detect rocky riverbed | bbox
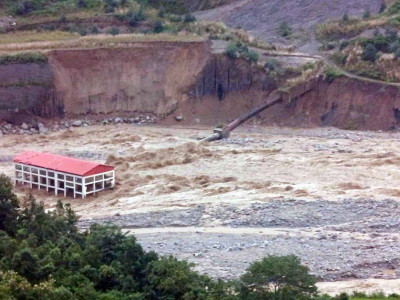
[78,198,400,281]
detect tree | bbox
[279,22,291,37]
[144,256,212,299]
[240,255,318,300]
[0,174,19,236]
[362,43,378,62]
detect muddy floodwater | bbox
[2,124,400,294]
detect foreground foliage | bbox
[0,173,395,300]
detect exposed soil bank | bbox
[2,41,400,131]
[258,77,400,131]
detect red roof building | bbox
[14,151,115,198]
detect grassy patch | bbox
[0,31,79,44]
[0,52,48,64]
[0,33,207,52]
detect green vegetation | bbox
[362,9,371,19]
[324,66,343,83]
[380,2,387,14]
[362,43,378,62]
[0,173,326,300]
[0,52,48,65]
[279,21,292,37]
[224,42,259,64]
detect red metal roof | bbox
[14,151,114,177]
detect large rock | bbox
[72,120,83,127]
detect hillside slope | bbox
[196,0,383,48]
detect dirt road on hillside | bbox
[2,124,400,294]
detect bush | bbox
[0,52,48,65]
[342,12,349,22]
[340,40,349,50]
[264,58,281,71]
[108,27,120,36]
[91,25,100,34]
[225,42,239,58]
[77,0,88,9]
[390,40,400,53]
[279,22,291,37]
[363,9,371,19]
[184,13,196,23]
[324,66,343,83]
[380,2,387,13]
[395,48,400,59]
[362,43,378,62]
[158,6,165,18]
[153,20,164,33]
[246,50,259,64]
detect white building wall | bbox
[14,163,115,198]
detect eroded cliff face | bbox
[48,41,212,116]
[0,63,61,124]
[2,40,400,131]
[257,77,400,131]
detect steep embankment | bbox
[2,39,400,131]
[49,41,211,116]
[258,77,400,131]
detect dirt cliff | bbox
[49,41,211,116]
[2,40,400,131]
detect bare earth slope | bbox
[196,0,382,47]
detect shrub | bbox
[158,6,165,18]
[225,42,239,58]
[363,9,371,19]
[380,2,387,13]
[15,1,35,15]
[342,12,349,22]
[264,58,281,71]
[395,48,400,59]
[339,40,349,50]
[362,43,378,62]
[108,27,120,36]
[136,7,146,21]
[0,52,48,65]
[390,40,400,53]
[279,21,291,37]
[324,66,343,83]
[77,0,88,9]
[388,1,400,15]
[153,20,164,33]
[91,25,100,34]
[246,50,259,64]
[184,13,196,23]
